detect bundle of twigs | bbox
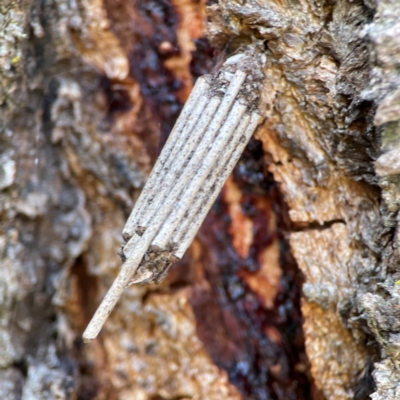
[83,47,264,342]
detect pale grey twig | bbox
[133,96,221,240]
[123,69,246,259]
[123,98,247,264]
[123,70,246,244]
[171,114,251,246]
[175,112,261,258]
[122,76,211,240]
[152,101,248,249]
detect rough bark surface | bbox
[206,1,384,399]
[360,1,400,399]
[1,0,399,399]
[0,1,309,399]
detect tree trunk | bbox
[1,0,399,399]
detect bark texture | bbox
[360,1,400,399]
[1,0,399,399]
[207,1,382,399]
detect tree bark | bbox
[1,0,399,399]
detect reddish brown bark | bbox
[3,0,400,399]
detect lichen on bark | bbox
[359,0,400,398]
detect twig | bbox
[152,101,248,249]
[171,114,252,246]
[122,76,211,241]
[174,112,261,258]
[123,70,246,248]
